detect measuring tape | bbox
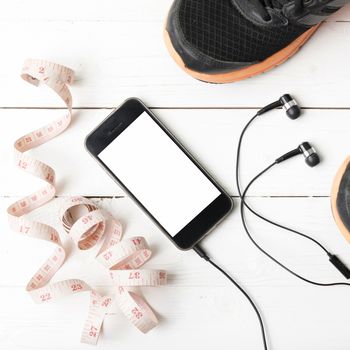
[6,59,167,345]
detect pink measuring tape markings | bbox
[7,59,167,345]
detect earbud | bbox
[256,95,319,165]
[257,94,301,119]
[275,142,320,167]
[280,94,301,120]
[299,142,320,167]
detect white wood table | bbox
[1,1,350,349]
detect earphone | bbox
[236,94,350,281]
[275,141,320,167]
[256,93,301,119]
[194,95,350,350]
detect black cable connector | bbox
[193,245,210,261]
[328,254,350,279]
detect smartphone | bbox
[85,98,233,250]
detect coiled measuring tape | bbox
[6,59,167,345]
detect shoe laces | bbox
[262,0,303,11]
[258,0,304,20]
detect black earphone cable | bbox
[237,112,350,287]
[236,113,259,199]
[193,245,268,350]
[236,115,329,255]
[192,104,350,350]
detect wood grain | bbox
[1,108,350,197]
[1,196,350,349]
[2,1,350,349]
[0,3,349,108]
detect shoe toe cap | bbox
[165,0,256,75]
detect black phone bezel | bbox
[85,98,233,250]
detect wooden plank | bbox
[1,108,350,197]
[0,0,172,21]
[2,196,349,286]
[1,0,349,22]
[0,11,349,108]
[1,285,350,350]
[1,196,350,349]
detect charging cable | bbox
[193,245,268,350]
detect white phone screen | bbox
[98,112,221,236]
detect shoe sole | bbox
[164,24,320,84]
[331,156,350,244]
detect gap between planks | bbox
[1,106,350,110]
[0,195,331,199]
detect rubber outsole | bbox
[164,24,320,84]
[331,156,350,244]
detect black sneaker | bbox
[332,157,350,244]
[164,0,349,83]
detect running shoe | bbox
[164,0,349,83]
[332,157,350,244]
